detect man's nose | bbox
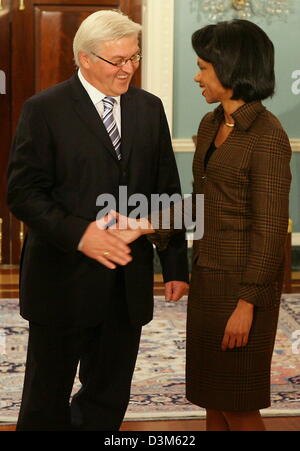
[122,59,135,72]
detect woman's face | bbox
[194,57,233,104]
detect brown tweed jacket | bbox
[152,101,292,307]
[192,101,292,306]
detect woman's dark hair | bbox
[192,19,275,102]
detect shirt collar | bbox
[212,101,265,131]
[77,69,120,106]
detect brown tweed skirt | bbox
[186,265,281,412]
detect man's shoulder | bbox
[127,85,163,106]
[25,76,74,107]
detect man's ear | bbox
[79,51,91,69]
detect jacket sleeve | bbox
[7,99,90,252]
[238,128,292,307]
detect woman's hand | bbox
[108,228,143,244]
[105,211,155,244]
[165,281,189,302]
[221,299,254,351]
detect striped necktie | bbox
[102,96,121,160]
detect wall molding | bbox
[290,139,300,152]
[172,139,195,153]
[293,233,300,246]
[172,138,300,153]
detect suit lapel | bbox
[120,88,136,169]
[199,120,219,167]
[68,74,120,165]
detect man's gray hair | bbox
[73,9,142,67]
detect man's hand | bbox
[221,299,254,351]
[164,281,189,302]
[79,221,132,270]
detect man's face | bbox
[79,35,140,96]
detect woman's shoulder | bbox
[253,109,291,156]
[254,107,287,136]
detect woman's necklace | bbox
[224,121,235,128]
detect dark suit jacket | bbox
[7,73,189,327]
[192,101,291,307]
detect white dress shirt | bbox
[77,69,121,136]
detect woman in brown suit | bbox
[111,19,291,431]
[183,19,291,430]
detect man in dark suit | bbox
[7,10,189,431]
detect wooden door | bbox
[0,0,12,266]
[0,0,142,265]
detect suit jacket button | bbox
[201,175,207,183]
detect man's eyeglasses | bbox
[91,52,142,67]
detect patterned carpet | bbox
[0,295,300,422]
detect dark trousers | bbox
[16,281,142,431]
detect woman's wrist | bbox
[237,298,254,311]
[138,217,155,234]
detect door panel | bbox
[0,0,12,265]
[35,4,124,92]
